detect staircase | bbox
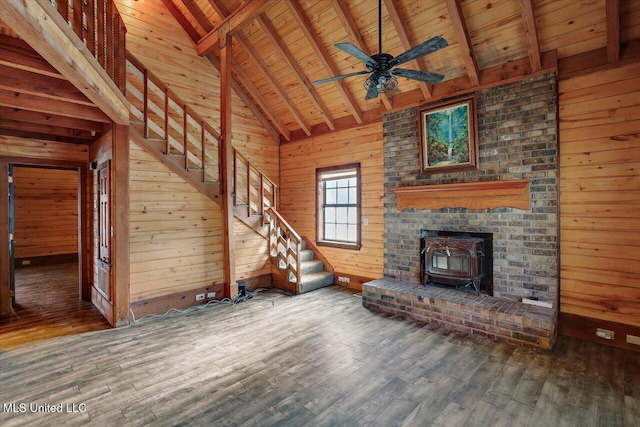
[267,208,334,294]
[125,51,334,294]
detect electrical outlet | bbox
[206,292,216,299]
[627,334,640,346]
[22,260,31,266]
[596,328,614,340]
[195,293,205,301]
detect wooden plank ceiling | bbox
[0,34,110,145]
[1,0,640,144]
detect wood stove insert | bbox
[420,231,492,295]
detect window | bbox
[316,164,361,250]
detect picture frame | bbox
[419,95,478,174]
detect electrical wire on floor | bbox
[129,287,281,323]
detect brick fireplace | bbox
[364,73,559,350]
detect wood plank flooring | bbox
[0,263,110,349]
[0,285,638,426]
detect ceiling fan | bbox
[313,0,448,100]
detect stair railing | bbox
[125,51,279,227]
[266,207,301,285]
[125,51,222,184]
[234,150,277,219]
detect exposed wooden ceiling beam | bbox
[333,0,368,53]
[163,0,202,41]
[256,15,336,130]
[606,0,620,63]
[228,56,291,140]
[0,35,61,79]
[445,0,480,86]
[0,64,94,106]
[0,88,111,123]
[388,49,558,115]
[163,0,281,141]
[0,128,91,144]
[0,119,95,140]
[284,0,363,124]
[205,0,294,139]
[519,0,542,72]
[206,0,227,19]
[197,0,274,56]
[0,107,107,133]
[383,0,433,100]
[235,32,312,135]
[0,0,129,125]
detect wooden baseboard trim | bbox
[559,312,640,352]
[15,253,78,268]
[333,272,377,292]
[238,273,272,292]
[129,273,272,320]
[130,283,225,319]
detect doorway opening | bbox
[0,164,109,349]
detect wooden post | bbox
[112,123,130,326]
[220,29,237,298]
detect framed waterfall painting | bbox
[419,95,478,174]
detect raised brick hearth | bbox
[363,278,557,350]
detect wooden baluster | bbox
[164,88,169,154]
[57,0,69,23]
[119,18,127,93]
[259,174,264,216]
[73,0,83,40]
[97,0,105,68]
[272,181,277,210]
[85,0,96,57]
[183,104,188,170]
[106,1,114,80]
[114,15,123,91]
[201,121,206,182]
[246,160,251,217]
[232,150,237,207]
[143,69,148,138]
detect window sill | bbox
[316,240,361,251]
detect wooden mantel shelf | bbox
[392,179,530,211]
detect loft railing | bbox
[234,150,277,219]
[266,207,301,285]
[49,0,126,92]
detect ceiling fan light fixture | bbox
[364,74,398,94]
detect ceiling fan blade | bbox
[389,36,448,67]
[392,68,445,84]
[335,42,377,67]
[365,82,379,100]
[313,70,372,86]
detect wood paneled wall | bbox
[279,123,384,282]
[559,61,640,328]
[13,167,78,260]
[115,0,279,182]
[129,141,224,302]
[234,220,270,286]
